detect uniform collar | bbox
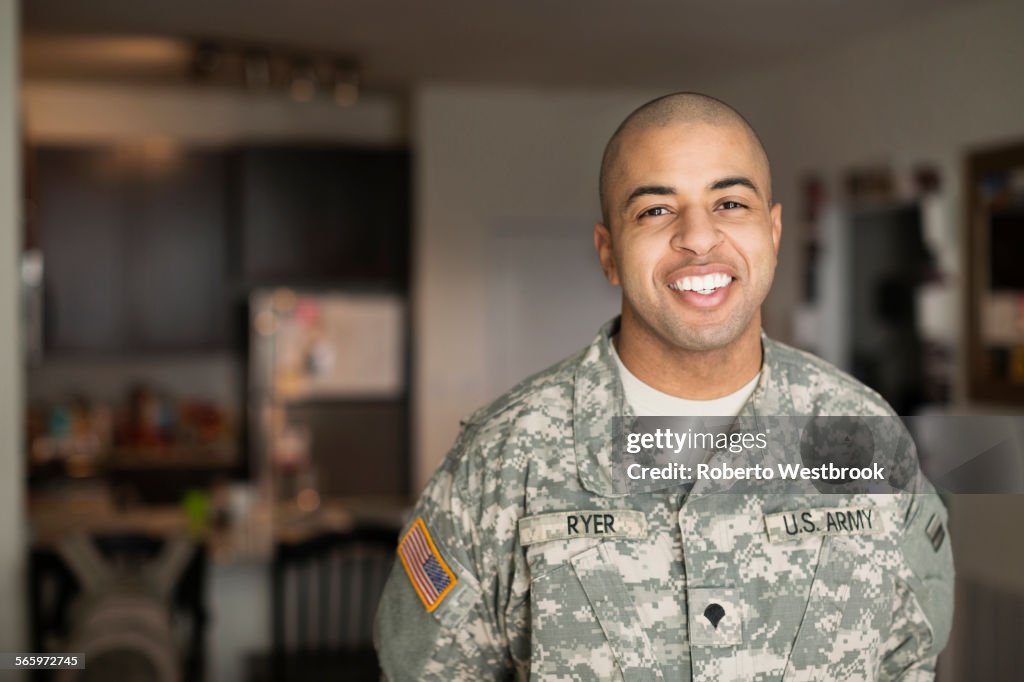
[573,317,792,497]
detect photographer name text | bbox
[625,462,886,482]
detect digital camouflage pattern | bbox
[374,318,954,681]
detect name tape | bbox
[764,506,884,544]
[519,509,647,546]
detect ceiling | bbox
[23,0,974,91]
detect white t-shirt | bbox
[610,340,760,417]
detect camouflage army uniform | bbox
[375,318,954,681]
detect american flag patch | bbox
[397,517,457,611]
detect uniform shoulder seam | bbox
[765,337,896,415]
[460,347,586,428]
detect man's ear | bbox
[594,222,620,285]
[770,203,783,256]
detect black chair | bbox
[29,534,208,682]
[248,524,399,682]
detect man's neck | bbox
[614,317,763,400]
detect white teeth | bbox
[669,273,733,293]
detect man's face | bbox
[595,121,782,353]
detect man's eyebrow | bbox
[709,176,760,195]
[624,185,675,207]
[623,177,762,209]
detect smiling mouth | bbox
[667,273,734,295]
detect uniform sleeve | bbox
[878,473,955,681]
[374,427,518,681]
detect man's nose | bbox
[670,207,723,256]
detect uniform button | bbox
[704,603,726,629]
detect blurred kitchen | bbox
[1,0,1024,680]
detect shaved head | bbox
[599,92,771,226]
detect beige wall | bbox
[0,0,26,661]
[412,86,661,489]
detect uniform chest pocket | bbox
[530,544,663,682]
[782,537,888,681]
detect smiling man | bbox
[375,93,954,681]
[594,96,779,406]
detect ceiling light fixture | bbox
[189,40,360,106]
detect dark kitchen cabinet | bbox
[234,146,409,288]
[34,148,129,352]
[126,151,229,350]
[32,144,410,355]
[34,146,230,353]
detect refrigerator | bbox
[248,290,408,503]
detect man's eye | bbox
[639,207,670,218]
[719,201,746,210]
